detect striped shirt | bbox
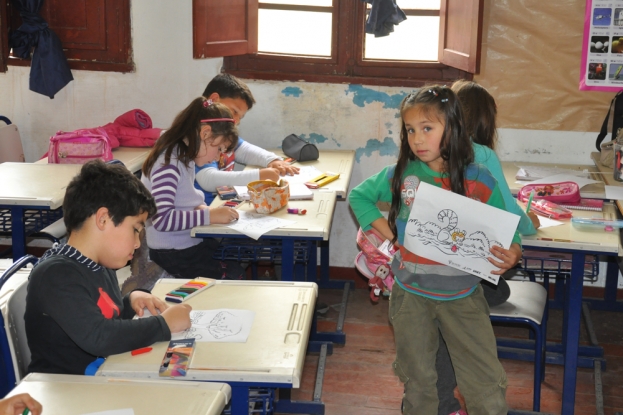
[141,148,210,250]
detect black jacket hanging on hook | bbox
[9,0,73,99]
[361,0,406,38]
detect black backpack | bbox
[596,90,623,151]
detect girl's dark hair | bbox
[388,85,473,243]
[451,80,498,149]
[142,97,239,177]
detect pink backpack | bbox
[48,128,113,164]
[355,227,396,301]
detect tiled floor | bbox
[287,287,623,415]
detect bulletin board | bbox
[580,0,623,91]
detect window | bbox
[194,0,483,87]
[0,0,132,73]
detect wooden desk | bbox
[35,146,150,173]
[519,203,621,415]
[500,160,605,198]
[7,373,230,415]
[98,279,318,415]
[0,163,82,260]
[267,149,355,199]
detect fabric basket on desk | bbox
[247,179,290,214]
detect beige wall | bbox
[476,0,613,132]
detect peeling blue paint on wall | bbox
[346,85,407,110]
[299,133,341,147]
[355,137,399,163]
[281,86,303,97]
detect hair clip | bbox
[201,118,235,123]
[203,99,213,108]
[428,89,438,97]
[441,98,448,103]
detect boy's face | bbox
[207,93,249,125]
[100,211,148,269]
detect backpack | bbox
[596,91,623,168]
[48,128,113,164]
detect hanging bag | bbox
[48,128,113,164]
[596,91,623,168]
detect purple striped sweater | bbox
[141,148,211,250]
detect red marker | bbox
[131,347,153,356]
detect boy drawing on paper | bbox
[25,160,192,375]
[195,73,300,203]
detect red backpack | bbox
[48,128,113,164]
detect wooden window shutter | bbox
[438,0,483,74]
[0,0,8,73]
[193,0,258,59]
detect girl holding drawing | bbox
[141,98,245,280]
[349,86,522,415]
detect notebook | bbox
[234,182,314,201]
[558,198,604,212]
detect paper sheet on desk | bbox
[526,173,601,188]
[226,210,295,240]
[516,166,591,181]
[171,309,255,343]
[534,216,565,228]
[279,166,322,185]
[605,185,623,200]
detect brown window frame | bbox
[0,0,133,74]
[214,0,482,88]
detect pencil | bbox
[526,190,535,213]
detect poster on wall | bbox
[580,0,623,91]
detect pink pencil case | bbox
[517,181,581,204]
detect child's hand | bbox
[130,291,169,317]
[259,167,280,182]
[210,206,239,224]
[0,393,42,415]
[527,211,541,229]
[488,243,522,275]
[268,160,300,176]
[161,303,192,333]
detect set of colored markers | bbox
[164,278,215,303]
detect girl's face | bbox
[195,127,229,167]
[403,105,445,172]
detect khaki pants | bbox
[390,283,508,415]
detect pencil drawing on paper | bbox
[406,209,502,262]
[172,309,255,343]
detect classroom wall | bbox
[0,0,616,286]
[0,1,222,162]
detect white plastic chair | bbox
[0,117,25,163]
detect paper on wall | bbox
[403,182,520,284]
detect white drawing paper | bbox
[516,166,591,181]
[171,309,255,343]
[605,184,623,200]
[279,166,323,184]
[534,216,565,229]
[403,182,520,284]
[226,210,295,240]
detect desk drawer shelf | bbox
[214,239,310,264]
[222,388,274,415]
[520,250,599,282]
[0,208,63,237]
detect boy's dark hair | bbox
[451,80,498,150]
[63,159,157,235]
[202,73,256,110]
[388,85,473,244]
[142,98,239,177]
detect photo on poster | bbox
[611,35,623,54]
[590,35,610,53]
[615,8,623,26]
[609,63,623,80]
[588,62,607,80]
[593,7,612,26]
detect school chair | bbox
[489,280,548,412]
[0,255,37,397]
[0,117,25,163]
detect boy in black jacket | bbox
[25,160,192,375]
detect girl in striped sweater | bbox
[141,97,244,279]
